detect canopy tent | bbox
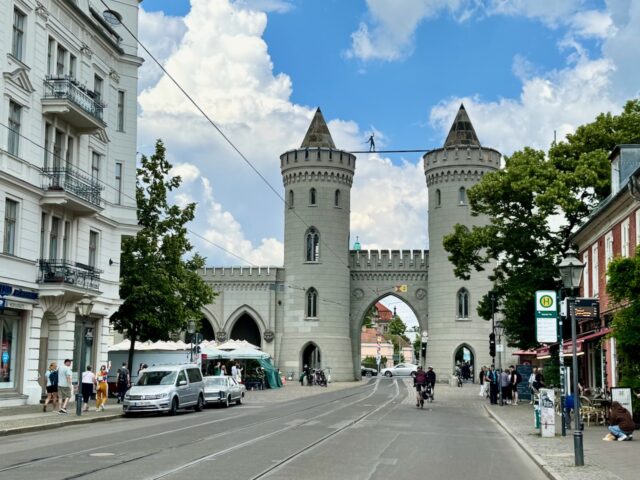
[217,339,261,350]
[108,339,218,352]
[257,357,282,388]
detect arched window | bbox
[288,190,294,208]
[436,189,441,207]
[309,188,317,205]
[334,189,341,207]
[305,227,320,262]
[459,187,466,205]
[306,287,318,318]
[457,288,469,318]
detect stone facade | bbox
[199,105,500,382]
[0,0,142,405]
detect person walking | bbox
[116,362,130,404]
[95,361,111,411]
[528,368,537,404]
[57,359,74,414]
[510,365,521,405]
[81,366,97,412]
[234,362,243,383]
[43,362,59,412]
[213,361,222,376]
[478,366,486,397]
[500,368,511,405]
[425,366,436,400]
[413,366,427,408]
[487,366,499,405]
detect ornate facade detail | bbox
[108,68,120,83]
[80,43,94,58]
[352,288,364,299]
[415,288,427,300]
[35,1,50,21]
[216,331,228,342]
[263,329,275,343]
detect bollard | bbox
[76,392,83,416]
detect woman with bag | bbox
[95,361,111,411]
[43,362,59,412]
[81,365,97,412]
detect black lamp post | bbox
[558,248,585,467]
[187,319,196,362]
[75,295,94,416]
[495,320,504,405]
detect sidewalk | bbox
[485,400,639,480]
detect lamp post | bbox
[490,291,497,368]
[495,320,504,405]
[75,295,94,416]
[558,248,585,467]
[187,319,196,362]
[421,330,429,368]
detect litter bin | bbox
[75,393,83,416]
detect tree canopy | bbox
[111,140,216,368]
[444,100,640,349]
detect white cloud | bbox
[569,10,617,38]
[235,0,294,14]
[170,162,201,183]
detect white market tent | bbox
[200,345,269,360]
[108,339,218,352]
[217,339,260,351]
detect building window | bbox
[56,44,66,77]
[88,230,99,267]
[309,188,317,206]
[44,123,52,167]
[305,227,320,262]
[7,101,22,156]
[94,75,103,100]
[49,217,60,260]
[592,243,599,296]
[622,219,630,258]
[582,252,590,298]
[53,129,64,168]
[288,190,294,208]
[47,37,55,75]
[306,288,318,318]
[91,152,101,181]
[3,199,18,255]
[12,8,26,61]
[117,90,125,131]
[459,187,466,205]
[334,189,341,207]
[115,162,123,204]
[62,221,71,261]
[69,54,77,79]
[39,213,46,258]
[436,189,441,207]
[66,136,75,165]
[457,288,469,319]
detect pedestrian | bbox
[43,362,59,412]
[213,361,222,376]
[510,365,521,405]
[414,366,427,408]
[533,367,545,393]
[95,361,111,411]
[57,359,74,414]
[500,368,511,405]
[303,364,311,386]
[478,366,486,397]
[221,363,227,376]
[116,362,130,403]
[425,366,436,400]
[367,134,375,152]
[234,362,243,383]
[487,366,498,405]
[528,368,537,404]
[81,365,97,412]
[604,402,635,441]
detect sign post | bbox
[536,291,558,343]
[540,388,556,437]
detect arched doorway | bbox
[454,344,475,383]
[229,313,261,348]
[200,318,215,341]
[302,342,321,369]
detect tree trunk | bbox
[127,325,137,380]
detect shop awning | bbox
[513,349,537,356]
[563,328,611,355]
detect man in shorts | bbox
[57,359,74,414]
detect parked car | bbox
[203,375,246,407]
[361,366,378,377]
[122,364,205,416]
[380,363,418,377]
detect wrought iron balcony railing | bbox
[37,259,101,291]
[43,77,105,123]
[42,165,103,207]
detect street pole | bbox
[491,293,496,369]
[559,292,566,437]
[569,296,584,466]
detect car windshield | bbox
[204,377,226,387]
[136,371,177,386]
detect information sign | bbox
[540,388,556,437]
[536,317,558,343]
[611,387,633,416]
[536,290,558,343]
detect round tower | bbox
[423,104,500,381]
[278,108,356,381]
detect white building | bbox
[0,0,142,405]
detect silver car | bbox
[123,364,205,416]
[203,376,246,407]
[380,363,418,377]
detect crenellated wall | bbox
[350,249,428,271]
[424,146,501,187]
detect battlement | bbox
[350,250,428,271]
[423,146,501,171]
[281,148,356,175]
[199,266,285,282]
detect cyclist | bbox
[426,366,436,401]
[414,366,428,408]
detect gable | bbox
[3,68,35,94]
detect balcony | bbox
[41,165,103,214]
[37,260,102,298]
[41,78,106,134]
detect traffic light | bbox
[489,332,496,357]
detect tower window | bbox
[306,288,318,318]
[459,187,466,205]
[334,189,341,207]
[305,227,320,262]
[457,288,469,319]
[288,190,294,208]
[436,189,441,207]
[309,188,317,206]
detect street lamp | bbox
[187,319,196,362]
[494,320,505,405]
[75,295,94,417]
[558,248,585,467]
[490,291,497,368]
[421,330,428,368]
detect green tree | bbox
[112,140,216,369]
[444,100,640,349]
[362,305,376,328]
[388,315,407,337]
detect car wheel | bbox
[365,371,372,377]
[224,395,230,408]
[236,393,243,405]
[195,394,204,412]
[168,397,178,416]
[385,371,392,377]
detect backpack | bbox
[118,368,128,383]
[49,370,58,387]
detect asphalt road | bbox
[0,379,547,480]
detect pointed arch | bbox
[309,187,317,205]
[306,287,318,318]
[456,288,470,319]
[334,189,341,207]
[305,227,320,262]
[301,341,321,370]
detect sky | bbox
[135,0,639,327]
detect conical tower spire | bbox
[444,104,480,147]
[301,108,336,149]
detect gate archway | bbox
[301,342,321,370]
[453,343,475,383]
[229,313,262,348]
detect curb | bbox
[484,404,564,480]
[0,412,122,436]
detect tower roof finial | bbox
[444,103,480,148]
[301,107,336,149]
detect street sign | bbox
[375,354,381,365]
[535,290,558,343]
[575,298,599,319]
[536,317,558,343]
[536,290,557,316]
[496,344,504,353]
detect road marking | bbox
[89,453,115,457]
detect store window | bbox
[0,314,19,389]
